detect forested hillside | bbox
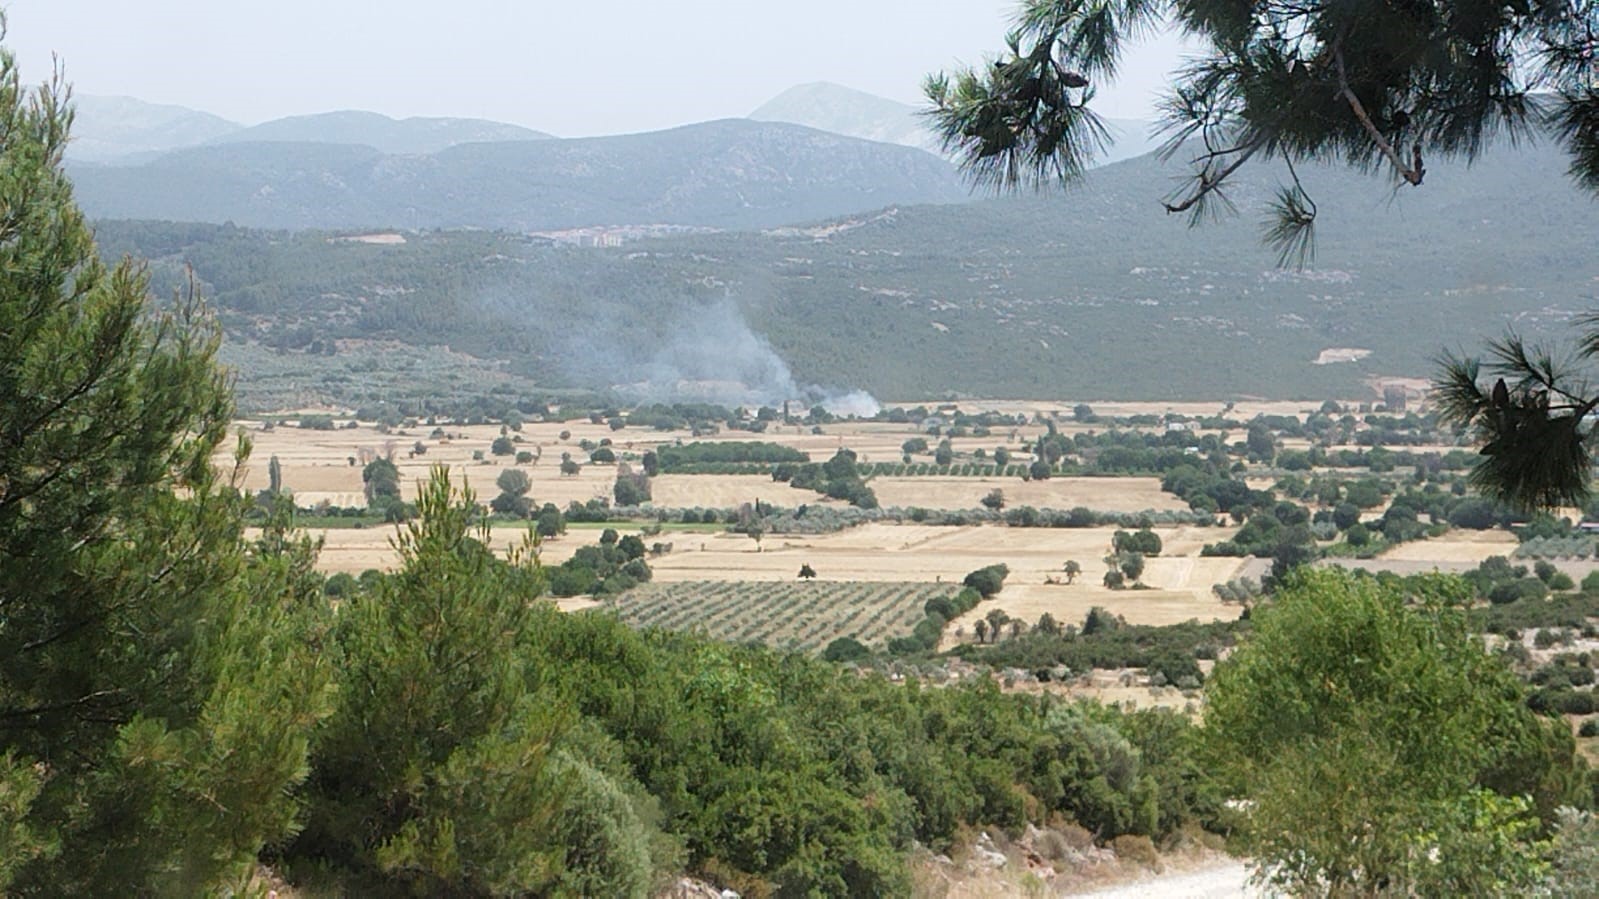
[94,129,1596,409]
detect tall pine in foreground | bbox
[0,29,334,893]
[288,468,578,895]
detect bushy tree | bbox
[1119,552,1145,582]
[491,467,534,517]
[964,564,1010,597]
[0,53,334,892]
[614,469,652,506]
[291,468,568,893]
[363,456,401,505]
[1206,570,1585,895]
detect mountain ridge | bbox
[204,109,554,155]
[69,118,970,231]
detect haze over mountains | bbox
[749,81,1161,166]
[65,85,1160,232]
[60,85,1599,408]
[92,126,1599,409]
[67,95,555,161]
[69,119,969,231]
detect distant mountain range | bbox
[68,118,969,231]
[749,81,1160,166]
[64,84,1167,234]
[67,96,554,162]
[68,95,241,162]
[206,110,553,155]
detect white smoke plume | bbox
[609,299,880,416]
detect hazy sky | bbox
[6,1,1191,136]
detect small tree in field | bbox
[974,619,990,644]
[1119,552,1145,583]
[981,488,1006,510]
[985,608,1011,640]
[1063,560,1082,584]
[491,468,534,517]
[798,563,817,580]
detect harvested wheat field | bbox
[940,556,1247,649]
[255,523,651,574]
[645,523,1235,591]
[1376,529,1519,563]
[868,475,1187,513]
[225,420,632,509]
[649,474,845,509]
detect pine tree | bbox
[0,27,335,893]
[291,467,568,894]
[927,0,1599,265]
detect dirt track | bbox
[1074,860,1263,897]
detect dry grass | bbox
[650,474,844,509]
[1377,529,1519,563]
[869,476,1186,513]
[228,416,1252,633]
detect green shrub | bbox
[963,564,1010,598]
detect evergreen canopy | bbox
[926,0,1599,265]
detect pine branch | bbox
[1334,46,1425,186]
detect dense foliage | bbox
[1207,569,1590,894]
[657,441,809,472]
[0,54,336,891]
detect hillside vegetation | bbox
[94,131,1596,407]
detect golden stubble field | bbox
[219,406,1375,643]
[283,516,1247,636]
[224,416,1198,515]
[1374,528,1519,563]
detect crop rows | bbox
[1515,536,1599,560]
[657,462,1033,478]
[604,580,948,653]
[865,463,1028,478]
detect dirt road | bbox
[1075,860,1265,897]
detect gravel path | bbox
[1075,860,1266,898]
